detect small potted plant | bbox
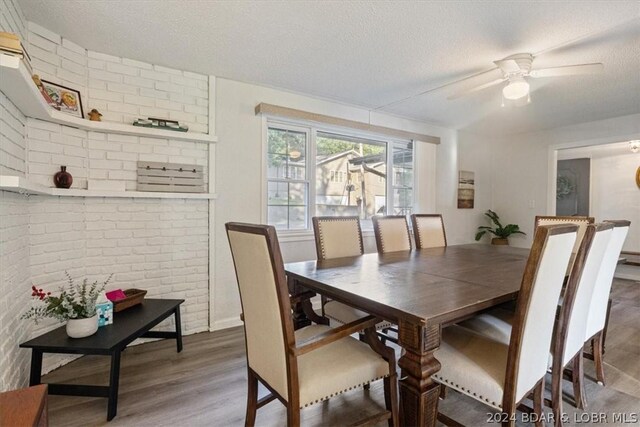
[475,209,525,245]
[22,272,112,338]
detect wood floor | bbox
[45,278,640,426]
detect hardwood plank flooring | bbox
[45,279,640,426]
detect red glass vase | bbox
[53,165,73,189]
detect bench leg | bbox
[107,350,121,421]
[174,307,183,353]
[29,349,43,386]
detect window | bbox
[266,123,414,231]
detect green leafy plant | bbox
[475,210,526,241]
[22,272,112,324]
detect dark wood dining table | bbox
[284,243,531,427]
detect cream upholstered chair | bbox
[458,223,613,424]
[411,214,447,249]
[372,215,412,253]
[584,219,631,385]
[312,216,393,331]
[226,222,398,426]
[432,224,578,426]
[535,215,594,254]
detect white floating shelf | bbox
[0,54,217,144]
[0,175,217,199]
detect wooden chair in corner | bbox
[411,214,447,249]
[372,215,412,254]
[226,222,399,427]
[584,219,631,386]
[432,224,578,426]
[458,223,614,425]
[312,216,394,333]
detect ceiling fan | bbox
[448,53,603,102]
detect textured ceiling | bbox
[17,1,640,135]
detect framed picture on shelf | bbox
[40,80,84,118]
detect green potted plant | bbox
[22,272,112,338]
[475,209,525,245]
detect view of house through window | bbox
[316,132,386,220]
[267,123,414,230]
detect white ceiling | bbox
[18,1,640,135]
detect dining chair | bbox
[584,219,631,385]
[457,223,614,424]
[226,222,399,427]
[410,214,447,249]
[312,216,394,331]
[535,215,594,254]
[432,224,578,426]
[372,215,412,253]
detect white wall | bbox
[487,113,640,248]
[590,153,640,252]
[212,78,486,329]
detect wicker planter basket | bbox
[113,289,147,312]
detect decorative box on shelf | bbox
[137,161,204,193]
[110,289,147,313]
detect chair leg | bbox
[533,379,545,427]
[551,361,564,427]
[287,406,300,427]
[384,374,399,427]
[358,333,371,391]
[439,384,448,400]
[245,369,259,427]
[572,351,587,410]
[593,331,606,385]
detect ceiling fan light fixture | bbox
[502,76,530,100]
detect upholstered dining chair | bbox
[457,223,613,424]
[372,215,412,253]
[535,215,594,254]
[410,214,447,249]
[312,216,394,331]
[226,222,399,427]
[584,219,631,385]
[432,224,578,426]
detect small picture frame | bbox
[40,80,84,118]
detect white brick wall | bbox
[0,191,32,391]
[0,5,213,392]
[28,23,209,133]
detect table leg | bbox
[397,321,441,427]
[287,276,312,330]
[107,350,121,421]
[174,306,183,353]
[29,349,43,386]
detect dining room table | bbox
[284,243,531,427]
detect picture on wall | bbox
[457,170,475,209]
[40,80,84,118]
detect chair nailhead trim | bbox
[433,374,501,409]
[300,375,388,408]
[317,218,364,259]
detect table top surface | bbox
[0,384,47,426]
[285,244,530,326]
[20,299,183,353]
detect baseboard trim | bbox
[212,316,243,331]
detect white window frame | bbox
[261,117,415,236]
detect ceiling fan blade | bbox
[494,59,521,73]
[448,78,506,100]
[529,63,604,78]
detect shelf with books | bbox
[0,53,217,144]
